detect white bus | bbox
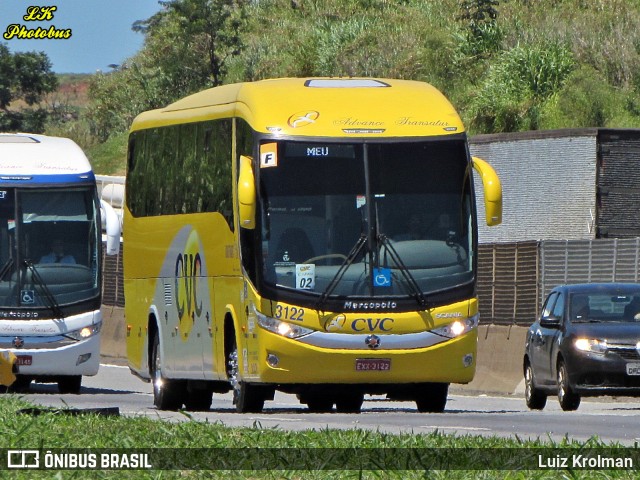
[0,133,120,393]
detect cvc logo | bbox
[174,230,203,339]
[351,317,394,332]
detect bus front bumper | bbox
[0,334,100,377]
[251,329,477,385]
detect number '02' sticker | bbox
[296,264,315,290]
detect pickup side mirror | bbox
[472,156,502,226]
[100,199,121,256]
[540,315,561,328]
[238,155,256,230]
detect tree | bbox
[457,0,502,58]
[0,43,58,132]
[159,0,248,87]
[458,0,499,39]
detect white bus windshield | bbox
[0,188,100,312]
[258,139,474,304]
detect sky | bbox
[0,0,164,73]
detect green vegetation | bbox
[4,0,640,173]
[0,43,58,132]
[0,395,637,479]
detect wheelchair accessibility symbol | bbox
[21,290,35,304]
[373,268,391,287]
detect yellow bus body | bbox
[130,78,464,137]
[124,78,501,412]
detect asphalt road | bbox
[15,363,640,446]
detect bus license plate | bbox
[355,359,391,371]
[16,355,32,366]
[626,363,640,375]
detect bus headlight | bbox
[255,309,313,339]
[65,322,102,341]
[432,314,479,338]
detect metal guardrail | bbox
[478,238,640,326]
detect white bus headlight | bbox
[255,309,313,339]
[65,323,101,341]
[432,314,479,338]
[574,338,607,354]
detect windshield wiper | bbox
[378,233,429,310]
[0,258,13,280]
[316,234,368,312]
[23,259,64,319]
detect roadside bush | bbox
[539,66,638,129]
[466,40,574,133]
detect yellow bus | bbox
[124,78,502,413]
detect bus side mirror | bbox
[100,199,122,255]
[238,155,256,230]
[472,156,502,226]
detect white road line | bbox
[100,363,129,369]
[249,417,303,423]
[420,425,491,431]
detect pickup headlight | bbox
[574,338,607,355]
[255,308,314,339]
[64,322,102,341]
[432,314,479,338]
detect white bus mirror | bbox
[472,156,502,226]
[238,155,256,229]
[100,199,122,255]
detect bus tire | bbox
[185,386,213,411]
[227,339,264,413]
[58,375,82,394]
[415,383,449,413]
[335,392,364,413]
[9,376,32,393]
[151,331,183,410]
[306,397,334,413]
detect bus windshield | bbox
[258,139,474,304]
[0,188,100,312]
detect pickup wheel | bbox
[524,362,547,410]
[557,361,580,411]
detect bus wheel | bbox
[227,340,264,413]
[58,376,82,394]
[151,332,183,410]
[306,397,334,413]
[415,383,449,413]
[185,386,213,411]
[335,393,364,413]
[9,376,32,393]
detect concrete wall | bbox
[100,306,127,365]
[100,307,527,396]
[453,324,527,396]
[470,129,598,243]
